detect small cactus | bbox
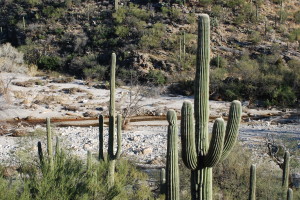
[287,188,293,200]
[166,110,180,200]
[249,164,256,200]
[282,151,290,195]
[160,168,166,194]
[46,117,53,170]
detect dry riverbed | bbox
[0,72,299,169]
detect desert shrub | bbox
[0,43,27,73]
[139,23,166,50]
[146,69,166,86]
[0,149,153,200]
[294,11,300,23]
[248,31,261,44]
[289,28,300,42]
[83,65,107,81]
[210,55,228,68]
[37,55,62,71]
[42,6,65,20]
[168,79,194,96]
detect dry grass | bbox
[33,94,70,105]
[13,79,46,87]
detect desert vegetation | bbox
[0,1,300,200]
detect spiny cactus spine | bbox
[180,14,242,200]
[98,53,122,188]
[249,164,256,200]
[166,110,180,200]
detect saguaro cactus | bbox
[46,117,54,170]
[282,151,290,194]
[287,188,293,200]
[249,164,256,200]
[166,110,180,200]
[98,53,122,188]
[160,168,166,194]
[180,14,242,200]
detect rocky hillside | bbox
[0,0,300,106]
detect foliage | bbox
[0,151,153,200]
[37,55,62,71]
[146,69,167,86]
[0,43,28,73]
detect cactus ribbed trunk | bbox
[98,53,122,189]
[287,188,293,200]
[166,110,180,200]
[180,14,242,200]
[99,115,105,161]
[160,168,166,194]
[249,164,256,200]
[282,151,290,195]
[193,14,211,200]
[46,117,53,170]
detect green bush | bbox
[146,69,166,86]
[37,55,62,71]
[294,11,300,23]
[0,149,153,200]
[210,55,228,68]
[83,65,107,81]
[248,31,262,44]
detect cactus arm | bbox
[204,118,225,167]
[114,114,122,159]
[181,101,198,170]
[108,53,116,160]
[166,110,180,200]
[249,164,256,200]
[99,115,105,161]
[282,151,290,191]
[220,100,242,161]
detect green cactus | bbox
[46,117,54,170]
[37,141,44,167]
[160,168,166,194]
[180,14,242,200]
[249,164,256,200]
[114,0,119,10]
[98,53,122,188]
[98,115,105,161]
[87,150,92,171]
[282,151,290,195]
[287,188,293,200]
[166,110,180,200]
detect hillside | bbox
[0,0,300,107]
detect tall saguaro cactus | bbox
[99,53,122,188]
[180,14,242,200]
[249,164,256,200]
[166,110,180,200]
